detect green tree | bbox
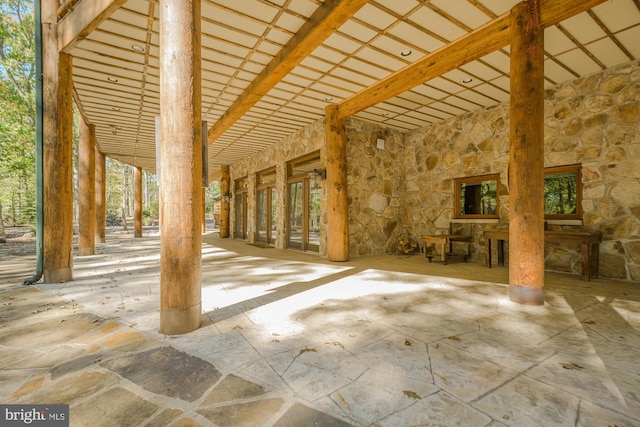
[0,0,36,232]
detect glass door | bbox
[256,168,277,245]
[286,152,321,253]
[234,177,248,239]
[287,180,304,250]
[257,189,267,243]
[308,186,321,251]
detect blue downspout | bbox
[24,0,43,286]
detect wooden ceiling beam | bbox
[58,0,127,53]
[207,0,369,145]
[337,0,609,119]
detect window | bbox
[454,174,500,219]
[544,164,581,220]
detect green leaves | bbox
[0,1,36,224]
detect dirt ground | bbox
[0,227,36,257]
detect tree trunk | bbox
[0,202,6,243]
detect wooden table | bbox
[421,234,471,265]
[483,229,602,281]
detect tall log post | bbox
[219,165,230,238]
[95,148,106,243]
[201,187,206,233]
[509,0,545,305]
[159,0,202,334]
[42,0,74,283]
[78,119,96,255]
[134,166,143,238]
[325,104,349,261]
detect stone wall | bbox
[230,119,327,253]
[346,59,640,281]
[229,59,639,281]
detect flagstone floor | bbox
[1,230,640,426]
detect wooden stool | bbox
[421,234,471,265]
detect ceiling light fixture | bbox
[131,44,145,53]
[325,97,333,101]
[400,49,412,57]
[462,78,473,84]
[381,112,389,117]
[112,107,120,111]
[107,77,118,83]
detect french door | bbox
[234,178,247,239]
[287,178,320,252]
[256,187,277,245]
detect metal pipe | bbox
[24,0,44,286]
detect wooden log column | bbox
[201,187,206,233]
[508,0,545,305]
[42,0,74,283]
[159,0,202,334]
[325,104,349,261]
[134,166,143,238]
[95,148,106,244]
[219,165,230,238]
[78,119,96,256]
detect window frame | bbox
[454,173,501,219]
[544,164,582,220]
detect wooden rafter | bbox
[337,14,511,119]
[337,0,609,119]
[587,9,635,61]
[58,0,127,53]
[207,0,369,145]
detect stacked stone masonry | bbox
[231,59,640,282]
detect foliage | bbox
[0,0,35,225]
[106,211,122,226]
[544,174,577,215]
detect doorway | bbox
[286,153,321,253]
[256,168,277,245]
[234,177,247,240]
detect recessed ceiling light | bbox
[462,78,473,84]
[112,107,120,111]
[131,44,145,53]
[325,97,333,101]
[107,77,118,83]
[381,112,389,117]
[400,49,412,57]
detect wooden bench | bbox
[483,229,602,281]
[421,234,471,265]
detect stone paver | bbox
[0,232,639,426]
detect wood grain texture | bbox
[207,0,368,145]
[95,148,106,243]
[325,104,349,261]
[134,166,142,238]
[43,0,74,283]
[78,120,96,255]
[509,0,545,302]
[159,0,202,334]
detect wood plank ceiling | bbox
[66,0,640,176]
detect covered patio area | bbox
[2,231,639,426]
